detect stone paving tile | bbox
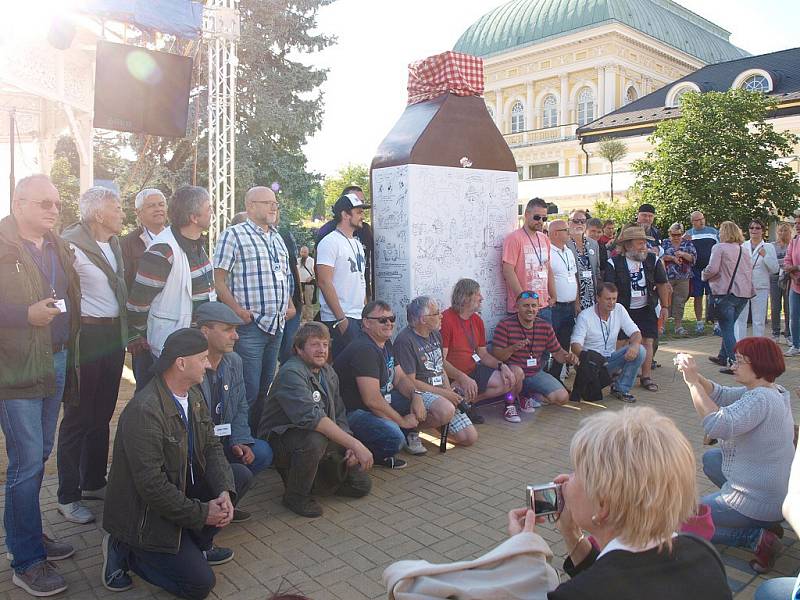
[0,335,798,599]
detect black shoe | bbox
[282,495,323,518]
[379,456,408,469]
[466,406,485,424]
[610,388,637,403]
[203,546,234,566]
[102,534,133,592]
[232,508,251,523]
[719,367,735,375]
[708,356,726,366]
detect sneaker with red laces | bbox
[504,404,521,423]
[750,529,782,574]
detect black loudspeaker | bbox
[93,41,193,138]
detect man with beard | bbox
[604,226,670,393]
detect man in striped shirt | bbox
[213,187,295,419]
[491,291,579,415]
[126,186,215,390]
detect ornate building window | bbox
[511,101,525,133]
[666,82,701,107]
[542,94,558,128]
[741,74,770,93]
[624,86,638,105]
[576,88,594,126]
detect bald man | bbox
[214,187,296,423]
[687,211,719,332]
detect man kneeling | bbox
[259,322,373,518]
[102,328,236,600]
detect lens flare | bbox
[126,49,162,85]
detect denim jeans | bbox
[278,310,302,364]
[769,275,790,337]
[606,345,646,393]
[346,409,405,463]
[790,289,800,348]
[235,320,284,411]
[712,294,748,363]
[324,317,362,361]
[755,575,800,600]
[131,350,154,392]
[546,302,575,380]
[701,448,778,549]
[0,350,66,572]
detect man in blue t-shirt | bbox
[688,211,719,333]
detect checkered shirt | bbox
[213,219,291,335]
[407,51,484,105]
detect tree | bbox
[591,198,638,228]
[597,138,627,202]
[322,163,370,213]
[632,89,800,231]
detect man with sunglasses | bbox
[0,175,81,596]
[502,198,555,321]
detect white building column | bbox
[495,88,503,132]
[526,81,535,129]
[568,157,578,176]
[596,66,606,115]
[560,75,569,127]
[604,65,617,114]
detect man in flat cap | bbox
[196,302,273,523]
[101,328,236,600]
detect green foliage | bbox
[597,138,627,164]
[591,198,638,227]
[632,89,800,232]
[50,156,80,230]
[322,164,370,213]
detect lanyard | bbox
[143,227,154,241]
[517,315,535,357]
[366,335,392,388]
[172,395,194,485]
[554,245,574,274]
[337,230,363,271]
[751,242,763,269]
[211,364,226,425]
[458,315,478,352]
[27,242,57,297]
[523,228,544,266]
[596,306,611,352]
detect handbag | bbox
[708,247,743,321]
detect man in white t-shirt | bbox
[571,282,646,403]
[297,246,316,322]
[316,193,370,360]
[547,219,579,381]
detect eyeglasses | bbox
[250,200,279,207]
[551,228,568,233]
[364,315,396,324]
[570,219,587,225]
[424,311,441,318]
[670,231,683,235]
[531,215,548,222]
[749,226,762,230]
[25,199,62,211]
[517,291,540,301]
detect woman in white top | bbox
[735,219,778,340]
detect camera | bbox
[456,399,472,414]
[673,352,690,366]
[527,483,564,517]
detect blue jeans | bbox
[235,321,284,411]
[278,309,302,364]
[547,303,575,379]
[701,448,778,549]
[755,575,800,600]
[346,409,405,463]
[712,294,748,362]
[132,350,154,392]
[790,289,800,348]
[606,345,646,393]
[537,307,552,324]
[245,438,273,475]
[0,350,66,572]
[324,317,362,361]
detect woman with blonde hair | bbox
[703,221,754,373]
[770,221,793,343]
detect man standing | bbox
[636,203,662,251]
[297,246,316,322]
[604,226,670,393]
[492,291,579,410]
[101,328,236,598]
[0,175,80,596]
[213,186,295,415]
[259,322,373,518]
[196,303,274,523]
[546,220,580,383]
[120,188,167,390]
[571,283,647,403]
[585,217,609,278]
[127,186,215,385]
[316,193,370,359]
[502,197,555,321]
[688,211,719,333]
[57,187,128,526]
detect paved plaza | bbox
[0,334,797,599]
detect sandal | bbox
[639,377,659,392]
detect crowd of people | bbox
[0,174,797,599]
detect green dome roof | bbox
[454,0,748,64]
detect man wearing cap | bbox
[315,191,371,360]
[636,203,662,253]
[258,322,373,518]
[502,197,555,321]
[213,186,295,417]
[196,303,274,523]
[102,328,236,598]
[687,210,719,333]
[604,225,670,392]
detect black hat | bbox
[153,328,209,374]
[638,203,656,214]
[332,193,371,215]
[195,302,245,326]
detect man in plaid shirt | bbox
[214,186,296,420]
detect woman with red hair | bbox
[675,337,794,574]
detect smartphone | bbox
[527,483,564,516]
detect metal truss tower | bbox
[204,0,240,248]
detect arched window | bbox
[624,86,638,105]
[666,82,701,108]
[511,101,525,133]
[742,74,770,93]
[542,94,558,128]
[576,88,594,126]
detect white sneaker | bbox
[784,346,800,357]
[504,405,522,423]
[404,431,427,455]
[695,322,705,334]
[520,396,541,413]
[57,501,95,524]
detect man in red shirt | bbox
[492,291,579,413]
[441,279,524,423]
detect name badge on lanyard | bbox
[214,423,232,437]
[527,357,537,367]
[472,353,481,363]
[581,270,593,280]
[430,375,443,386]
[384,393,392,404]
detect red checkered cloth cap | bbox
[407,51,484,106]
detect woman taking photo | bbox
[735,219,778,340]
[676,337,793,574]
[703,221,754,373]
[661,222,696,336]
[770,222,793,343]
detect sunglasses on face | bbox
[26,199,62,211]
[571,219,587,225]
[517,291,540,301]
[531,215,548,222]
[749,226,762,230]
[364,315,396,324]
